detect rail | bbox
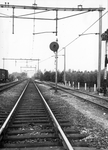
[0,81,29,135]
[34,81,74,150]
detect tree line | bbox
[35,69,107,88]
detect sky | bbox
[0,0,108,76]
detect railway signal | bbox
[50,42,59,52]
[101,29,108,41]
[50,41,59,92]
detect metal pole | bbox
[97,9,102,91]
[64,47,66,85]
[55,50,58,92]
[38,59,39,72]
[12,7,15,34]
[3,58,4,69]
[103,41,108,95]
[35,66,36,74]
[55,10,58,92]
[56,10,58,36]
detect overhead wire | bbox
[0,15,55,20]
[58,10,90,20]
[58,9,108,52]
[18,10,50,17]
[0,12,10,16]
[0,4,107,65]
[40,9,108,64]
[39,55,55,63]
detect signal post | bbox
[50,42,59,92]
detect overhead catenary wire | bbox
[0,4,107,67]
[39,55,54,64]
[18,10,49,17]
[0,15,55,20]
[40,9,108,64]
[58,9,108,52]
[58,10,91,20]
[0,12,10,16]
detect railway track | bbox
[0,79,91,150]
[0,79,26,92]
[42,81,108,112]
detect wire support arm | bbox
[0,4,105,11]
[33,31,56,35]
[0,15,55,20]
[58,10,91,20]
[3,58,40,61]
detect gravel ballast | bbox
[38,83,108,149]
[1,81,108,149]
[0,81,27,117]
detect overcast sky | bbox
[0,0,108,75]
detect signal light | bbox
[101,29,108,41]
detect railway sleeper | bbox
[2,140,90,148]
[2,141,62,148]
[7,129,55,135]
[15,114,48,117]
[14,117,51,120]
[3,133,60,140]
[12,120,50,123]
[18,108,46,111]
[4,133,87,141]
[8,123,53,128]
[7,127,80,135]
[16,112,47,115]
[13,119,69,123]
[10,122,72,128]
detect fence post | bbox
[94,84,96,92]
[85,83,87,90]
[73,82,74,89]
[78,82,80,90]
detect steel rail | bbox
[46,82,108,110]
[0,80,26,92]
[44,81,108,101]
[0,81,29,136]
[57,83,108,102]
[34,81,74,150]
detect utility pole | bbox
[38,59,39,72]
[64,47,66,85]
[97,9,102,91]
[101,29,108,95]
[55,10,58,92]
